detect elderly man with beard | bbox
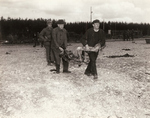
[80,19,106,79]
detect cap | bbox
[57,19,66,24]
[92,19,100,24]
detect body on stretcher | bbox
[76,44,105,62]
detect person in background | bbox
[131,29,135,43]
[80,19,106,79]
[123,30,126,41]
[33,32,38,47]
[37,32,44,47]
[39,19,54,66]
[51,19,71,74]
[126,29,130,41]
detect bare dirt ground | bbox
[0,38,150,118]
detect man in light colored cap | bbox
[39,19,54,66]
[51,19,71,74]
[80,19,106,79]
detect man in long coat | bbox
[51,19,71,74]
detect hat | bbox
[57,19,66,24]
[47,19,52,24]
[92,19,100,24]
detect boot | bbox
[93,74,98,79]
[62,59,71,73]
[63,70,71,73]
[56,64,60,74]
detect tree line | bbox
[0,17,150,43]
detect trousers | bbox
[52,49,69,72]
[85,51,99,75]
[44,45,51,63]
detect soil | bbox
[0,38,150,118]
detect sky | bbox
[0,0,150,23]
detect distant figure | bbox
[126,29,130,41]
[39,19,54,66]
[80,19,106,79]
[108,29,111,39]
[7,34,14,44]
[131,29,135,43]
[38,32,44,47]
[33,32,38,47]
[51,19,71,74]
[14,34,18,43]
[123,30,126,41]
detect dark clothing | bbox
[40,41,44,47]
[81,28,106,76]
[33,33,38,47]
[45,45,52,63]
[37,33,44,47]
[39,26,54,63]
[81,28,105,47]
[126,30,130,41]
[39,26,53,45]
[131,30,134,41]
[123,31,126,41]
[85,51,99,75]
[52,49,69,72]
[51,27,67,50]
[52,27,69,72]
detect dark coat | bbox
[80,28,106,47]
[51,27,68,65]
[51,27,67,50]
[39,26,53,45]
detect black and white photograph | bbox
[0,0,150,118]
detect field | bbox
[0,38,150,118]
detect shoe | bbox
[84,72,91,76]
[56,71,60,74]
[63,70,71,73]
[52,71,60,74]
[50,69,56,72]
[47,63,53,66]
[93,75,98,79]
[56,64,60,73]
